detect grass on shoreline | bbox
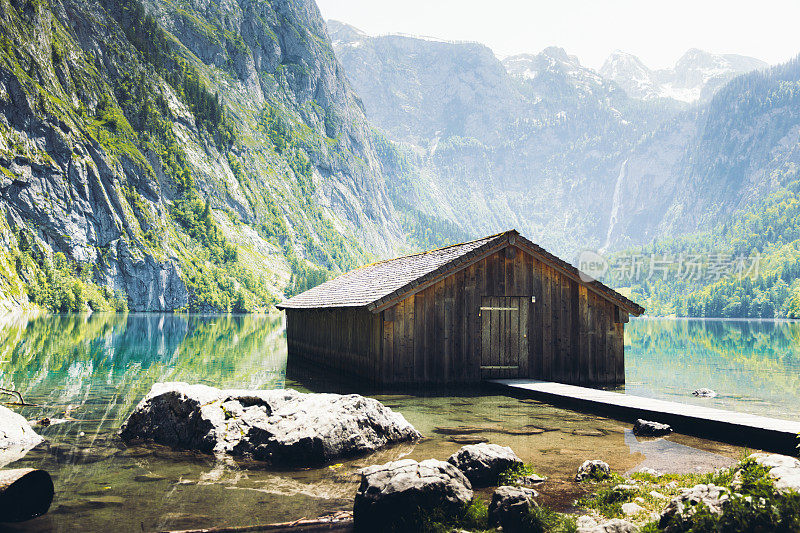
[399,456,800,533]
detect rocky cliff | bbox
[0,0,421,313]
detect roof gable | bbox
[277,230,645,316]
[277,232,508,310]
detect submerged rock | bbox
[120,383,420,466]
[575,460,612,482]
[692,388,717,398]
[353,459,472,531]
[658,484,730,528]
[447,443,523,486]
[489,485,538,532]
[0,405,44,468]
[632,419,673,437]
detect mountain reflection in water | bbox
[0,314,761,532]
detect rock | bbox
[517,473,547,486]
[649,490,666,499]
[745,453,800,494]
[658,484,730,528]
[622,502,644,515]
[353,459,472,531]
[433,426,486,435]
[120,383,420,466]
[447,443,523,486]
[488,485,538,532]
[692,388,717,398]
[0,468,54,522]
[448,435,488,445]
[575,460,612,481]
[579,518,639,532]
[573,428,607,437]
[632,419,672,437]
[576,515,599,530]
[0,405,44,468]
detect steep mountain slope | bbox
[600,49,767,103]
[329,20,800,273]
[327,20,521,146]
[610,56,800,248]
[328,21,680,256]
[0,0,422,313]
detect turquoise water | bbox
[2,314,793,531]
[624,318,800,421]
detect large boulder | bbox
[0,468,54,522]
[447,443,523,486]
[745,453,800,493]
[488,485,538,532]
[0,405,44,468]
[658,484,730,529]
[120,383,420,466]
[575,460,611,481]
[353,459,473,531]
[632,419,672,437]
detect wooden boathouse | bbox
[277,230,644,386]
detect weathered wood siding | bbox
[284,244,628,386]
[285,307,381,382]
[377,245,626,385]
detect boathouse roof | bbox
[277,230,644,316]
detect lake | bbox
[0,314,796,531]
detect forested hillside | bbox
[613,169,800,318]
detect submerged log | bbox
[0,469,54,522]
[159,511,354,532]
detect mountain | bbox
[0,0,456,313]
[600,49,767,103]
[1,3,795,318]
[327,20,521,146]
[328,21,681,255]
[608,56,800,249]
[329,21,800,268]
[502,47,607,97]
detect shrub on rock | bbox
[576,460,612,482]
[659,484,731,529]
[447,443,523,487]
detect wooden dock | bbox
[486,379,800,455]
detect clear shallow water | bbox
[624,318,800,421]
[0,314,781,531]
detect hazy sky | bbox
[316,0,800,70]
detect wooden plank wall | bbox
[286,307,381,383]
[376,246,626,386]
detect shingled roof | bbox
[277,230,645,316]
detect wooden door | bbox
[480,296,528,378]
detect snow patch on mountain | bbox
[600,48,767,103]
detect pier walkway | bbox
[486,379,800,455]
